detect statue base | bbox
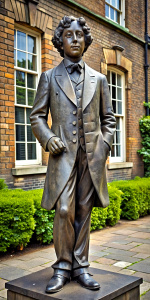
[6,267,142,300]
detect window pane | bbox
[14,30,16,48]
[28,54,37,71]
[112,0,116,7]
[16,125,25,141]
[116,11,120,23]
[15,107,25,123]
[107,70,110,84]
[28,35,36,53]
[112,86,116,99]
[17,31,26,51]
[16,87,26,105]
[118,101,122,114]
[16,143,25,160]
[112,72,116,85]
[28,143,36,159]
[117,87,122,100]
[111,145,115,157]
[106,0,110,3]
[112,100,116,113]
[117,74,121,86]
[27,74,36,89]
[116,131,120,143]
[17,51,26,68]
[27,126,36,141]
[110,7,115,20]
[116,117,120,129]
[105,4,109,17]
[116,145,121,156]
[28,89,36,106]
[117,0,121,10]
[26,108,32,124]
[14,50,16,66]
[16,71,25,87]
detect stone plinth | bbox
[6,267,142,300]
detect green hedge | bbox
[0,189,35,252]
[138,116,150,177]
[110,177,150,220]
[0,176,150,252]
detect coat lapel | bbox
[82,63,97,112]
[55,61,77,106]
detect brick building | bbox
[0,0,149,189]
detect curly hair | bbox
[52,16,93,57]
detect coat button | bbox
[73,110,77,115]
[72,130,76,135]
[72,121,76,126]
[72,138,77,143]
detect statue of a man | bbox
[30,16,116,293]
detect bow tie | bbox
[69,63,82,74]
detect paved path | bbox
[0,215,150,299]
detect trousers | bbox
[52,146,95,272]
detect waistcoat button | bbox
[72,138,77,143]
[72,130,76,135]
[72,121,76,126]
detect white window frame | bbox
[107,67,126,163]
[14,24,41,166]
[105,0,125,27]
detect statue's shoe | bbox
[76,273,100,290]
[45,274,69,293]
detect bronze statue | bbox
[30,16,116,293]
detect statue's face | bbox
[62,20,85,62]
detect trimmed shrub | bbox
[27,189,55,244]
[91,207,107,231]
[0,189,35,252]
[138,116,150,177]
[110,177,150,220]
[0,179,7,190]
[106,185,122,226]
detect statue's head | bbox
[52,16,93,59]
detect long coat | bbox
[30,60,116,210]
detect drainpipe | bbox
[145,0,149,116]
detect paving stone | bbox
[28,266,45,273]
[141,290,150,299]
[105,254,141,263]
[102,242,140,250]
[89,250,108,257]
[0,266,31,281]
[41,261,54,268]
[95,257,117,265]
[36,250,56,260]
[130,232,150,239]
[113,261,132,268]
[128,261,150,274]
[133,253,150,259]
[0,279,7,290]
[125,237,150,244]
[118,269,135,275]
[89,255,100,262]
[134,272,150,283]
[102,247,137,256]
[0,297,6,300]
[130,244,150,254]
[90,262,122,272]
[124,226,150,233]
[0,289,7,298]
[111,229,137,235]
[140,281,150,295]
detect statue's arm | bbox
[30,71,56,151]
[100,75,116,150]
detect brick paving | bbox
[0,215,150,299]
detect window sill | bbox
[12,165,47,176]
[107,162,133,170]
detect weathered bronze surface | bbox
[30,16,116,291]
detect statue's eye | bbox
[77,32,83,37]
[66,32,72,38]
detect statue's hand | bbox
[47,136,66,155]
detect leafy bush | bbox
[110,177,150,220]
[106,185,122,226]
[0,179,7,190]
[91,207,107,231]
[0,189,35,252]
[138,116,150,177]
[27,189,55,244]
